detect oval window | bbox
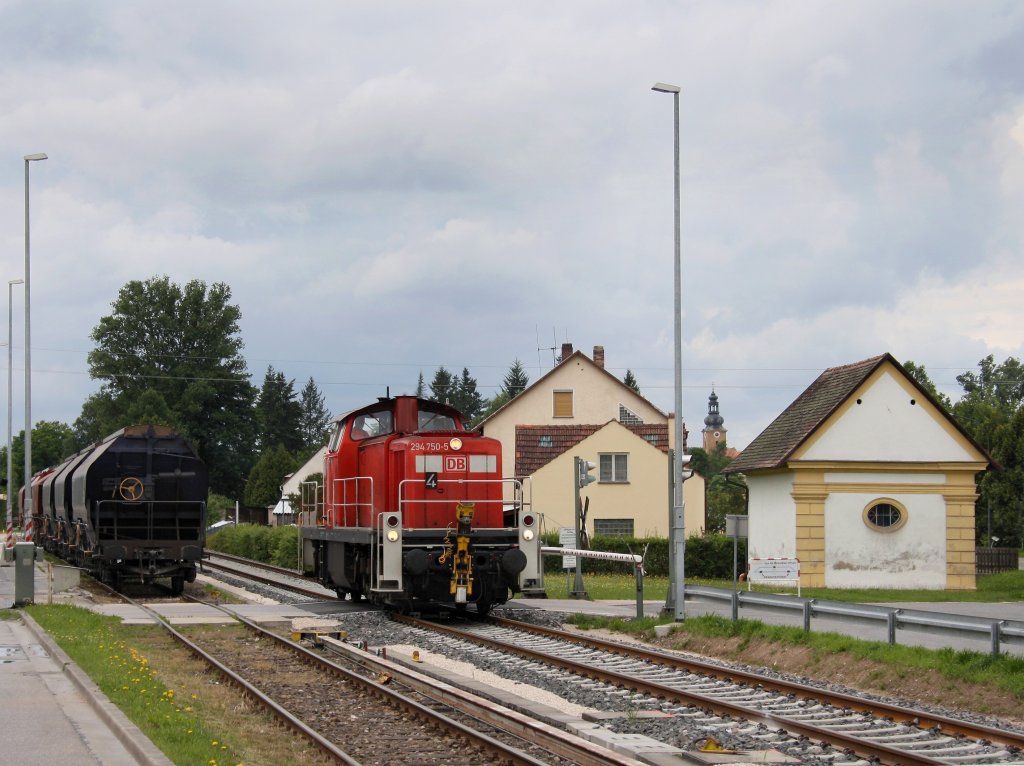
[863,500,907,532]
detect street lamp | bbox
[23,152,46,534]
[7,279,23,541]
[651,82,685,620]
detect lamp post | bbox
[23,153,47,530]
[7,278,23,540]
[652,82,685,620]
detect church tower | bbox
[702,388,727,452]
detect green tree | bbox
[299,377,332,452]
[950,355,1024,546]
[244,444,298,508]
[206,492,235,525]
[429,367,455,404]
[623,369,640,394]
[414,372,426,398]
[979,406,1024,547]
[1,422,76,500]
[689,444,745,534]
[452,367,485,425]
[84,276,257,497]
[501,359,530,399]
[902,360,952,411]
[256,366,303,454]
[479,391,510,422]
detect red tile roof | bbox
[515,423,669,477]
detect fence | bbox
[975,547,1020,575]
[685,584,1024,656]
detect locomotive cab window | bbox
[351,410,393,440]
[863,499,908,532]
[417,407,457,432]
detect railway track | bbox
[393,614,1024,766]
[201,550,336,600]
[88,577,641,765]
[195,552,1024,764]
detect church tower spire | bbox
[702,387,727,452]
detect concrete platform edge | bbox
[21,612,175,766]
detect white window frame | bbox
[599,453,629,483]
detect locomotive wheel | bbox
[349,587,363,602]
[476,599,493,617]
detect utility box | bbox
[14,542,36,605]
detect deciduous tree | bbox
[84,276,257,496]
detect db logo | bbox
[444,456,468,472]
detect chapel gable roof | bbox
[725,353,983,474]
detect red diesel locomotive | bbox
[299,395,542,613]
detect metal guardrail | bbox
[684,585,1024,656]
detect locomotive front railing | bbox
[325,476,374,527]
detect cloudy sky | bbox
[2,1,1023,450]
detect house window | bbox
[619,404,643,426]
[553,390,574,418]
[538,435,553,448]
[599,453,628,483]
[594,518,634,537]
[863,499,908,533]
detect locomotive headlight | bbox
[522,529,535,541]
[449,437,463,451]
[386,529,400,543]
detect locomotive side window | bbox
[351,409,393,440]
[328,423,344,451]
[418,407,457,432]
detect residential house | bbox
[479,344,706,539]
[725,354,990,590]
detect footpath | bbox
[0,560,173,766]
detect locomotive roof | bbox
[331,395,463,424]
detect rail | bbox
[684,584,1024,656]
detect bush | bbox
[207,524,299,568]
[540,531,745,579]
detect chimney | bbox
[561,342,573,361]
[593,345,605,369]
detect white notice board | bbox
[559,528,577,569]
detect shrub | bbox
[540,531,745,579]
[207,524,300,568]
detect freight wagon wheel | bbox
[118,477,144,502]
[170,576,185,596]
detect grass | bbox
[533,569,1024,602]
[24,603,332,766]
[565,612,1024,701]
[26,604,245,766]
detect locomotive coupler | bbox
[450,503,475,603]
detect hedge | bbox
[540,532,746,579]
[206,524,745,580]
[207,524,300,568]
